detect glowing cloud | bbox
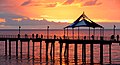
[63,0,74,5]
[82,0,102,6]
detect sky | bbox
[0,0,120,29]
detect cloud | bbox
[82,0,102,6]
[0,12,25,19]
[0,18,69,29]
[63,0,74,5]
[46,3,57,7]
[21,0,31,6]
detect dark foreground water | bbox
[0,29,120,65]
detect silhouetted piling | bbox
[16,41,18,59]
[46,41,49,62]
[60,42,63,65]
[100,43,103,64]
[66,43,69,61]
[100,37,103,64]
[82,43,86,64]
[74,43,77,65]
[109,44,111,64]
[9,40,11,59]
[28,41,30,59]
[40,41,42,62]
[33,41,35,59]
[53,42,55,62]
[90,43,93,64]
[20,41,22,59]
[5,40,7,56]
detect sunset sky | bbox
[0,0,120,28]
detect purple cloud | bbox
[83,0,102,6]
[21,0,31,6]
[63,0,74,5]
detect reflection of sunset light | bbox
[0,18,5,22]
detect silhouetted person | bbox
[91,35,94,40]
[111,35,114,40]
[32,34,34,39]
[63,35,65,39]
[117,35,119,41]
[18,34,20,38]
[54,35,56,39]
[41,34,43,39]
[36,34,38,38]
[84,36,86,40]
[25,34,28,38]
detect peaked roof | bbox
[65,12,103,28]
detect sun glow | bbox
[0,18,5,22]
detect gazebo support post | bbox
[72,28,74,39]
[89,27,90,40]
[93,28,95,37]
[67,28,68,39]
[78,27,79,39]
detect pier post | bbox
[60,42,63,65]
[100,43,103,64]
[9,40,11,59]
[40,41,42,62]
[90,43,93,64]
[20,41,22,59]
[53,42,55,62]
[82,43,86,64]
[66,43,69,62]
[5,40,7,56]
[28,41,30,59]
[16,40,18,59]
[109,43,111,64]
[74,43,77,64]
[46,41,49,62]
[33,41,35,59]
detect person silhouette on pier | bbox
[117,35,119,41]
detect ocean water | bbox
[0,29,120,65]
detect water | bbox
[0,29,120,65]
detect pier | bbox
[0,34,120,64]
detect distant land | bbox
[0,18,120,29]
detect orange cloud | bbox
[63,0,74,5]
[46,3,57,7]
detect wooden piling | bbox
[33,41,35,59]
[20,41,22,59]
[66,43,69,61]
[82,44,86,64]
[46,41,49,62]
[60,42,63,65]
[28,41,30,59]
[109,44,111,64]
[5,40,7,56]
[9,40,11,59]
[74,43,77,65]
[53,42,55,62]
[16,40,18,59]
[100,43,103,64]
[90,43,93,64]
[40,41,42,62]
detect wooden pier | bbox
[0,34,120,64]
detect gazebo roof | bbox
[65,12,103,28]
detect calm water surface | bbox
[0,29,120,65]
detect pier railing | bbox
[0,35,113,41]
